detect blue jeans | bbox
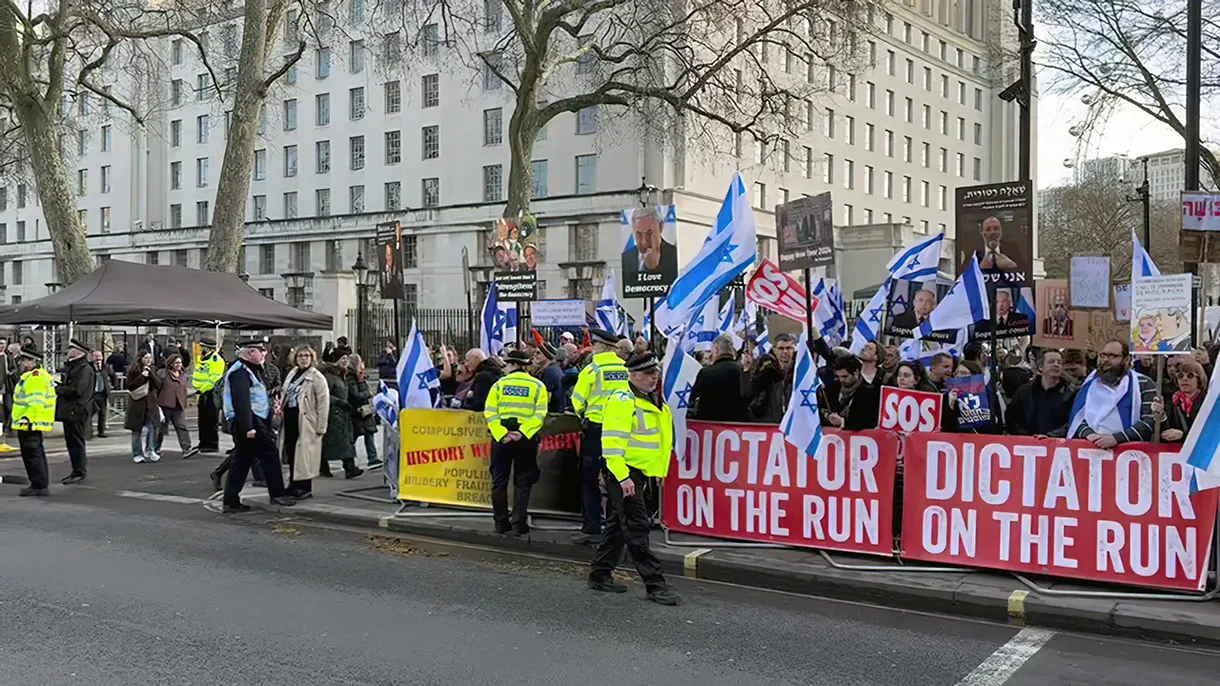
[362,432,379,464]
[131,422,157,459]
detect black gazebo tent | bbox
[0,260,332,329]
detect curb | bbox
[255,498,1220,649]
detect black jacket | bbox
[461,359,504,412]
[56,355,96,420]
[376,351,398,381]
[1006,377,1076,437]
[748,354,791,423]
[539,362,565,414]
[92,362,117,394]
[347,371,378,436]
[820,384,881,431]
[691,358,751,423]
[1166,394,1203,440]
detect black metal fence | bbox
[346,306,604,359]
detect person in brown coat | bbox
[124,351,163,463]
[155,354,200,459]
[279,346,330,498]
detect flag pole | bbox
[649,296,658,353]
[803,268,816,354]
[1154,356,1165,444]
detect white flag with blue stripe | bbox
[738,299,759,339]
[780,329,824,459]
[662,339,701,461]
[1183,363,1220,491]
[1133,229,1161,279]
[398,320,440,409]
[654,173,757,336]
[888,232,945,282]
[717,297,742,349]
[849,279,890,356]
[682,298,719,353]
[596,269,624,335]
[755,322,772,357]
[373,380,399,427]
[478,285,517,356]
[812,279,846,346]
[914,255,990,340]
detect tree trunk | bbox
[204,0,285,272]
[12,95,94,284]
[503,102,537,219]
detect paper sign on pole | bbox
[1113,283,1132,322]
[1130,273,1193,354]
[1069,256,1111,309]
[530,299,587,327]
[1182,192,1220,232]
[745,258,819,323]
[878,387,943,433]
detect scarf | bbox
[1174,391,1200,418]
[1068,370,1141,437]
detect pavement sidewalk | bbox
[5,430,1220,649]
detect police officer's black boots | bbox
[509,485,532,536]
[491,488,512,534]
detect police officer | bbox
[483,349,549,536]
[13,349,56,497]
[58,338,96,485]
[570,328,630,545]
[588,352,679,606]
[192,336,225,454]
[221,339,295,513]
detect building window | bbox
[325,239,342,271]
[101,165,111,193]
[974,122,983,145]
[280,145,297,177]
[316,93,331,126]
[316,48,331,78]
[973,157,982,181]
[253,149,266,180]
[252,195,267,220]
[316,140,330,173]
[483,164,503,202]
[16,184,25,208]
[77,169,87,196]
[384,181,401,210]
[196,200,210,225]
[196,157,209,186]
[283,99,297,131]
[385,130,401,164]
[15,220,24,241]
[171,79,184,106]
[422,125,439,159]
[402,234,418,268]
[349,136,365,170]
[423,23,439,58]
[422,178,439,207]
[349,87,366,121]
[350,185,365,213]
[147,250,159,265]
[100,125,112,152]
[753,182,766,209]
[575,154,597,194]
[531,159,548,199]
[576,106,598,135]
[173,249,188,267]
[196,114,210,144]
[422,74,439,107]
[284,191,299,218]
[803,146,813,178]
[349,39,365,73]
[311,188,329,216]
[172,38,183,64]
[483,0,502,33]
[483,108,502,146]
[843,159,854,190]
[482,52,502,90]
[170,204,182,228]
[259,244,275,274]
[385,81,401,113]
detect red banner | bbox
[901,434,1219,591]
[879,387,943,433]
[745,259,819,323]
[662,422,898,556]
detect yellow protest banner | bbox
[397,409,494,507]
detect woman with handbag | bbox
[347,354,382,470]
[124,351,163,463]
[279,346,329,498]
[319,359,363,479]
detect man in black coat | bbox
[88,349,117,439]
[1006,349,1077,437]
[461,350,504,412]
[820,356,880,431]
[749,333,797,422]
[57,339,97,484]
[690,335,751,423]
[533,342,565,414]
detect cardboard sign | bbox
[1131,273,1193,354]
[746,258,819,323]
[878,387,943,433]
[1034,279,1088,350]
[1069,256,1111,309]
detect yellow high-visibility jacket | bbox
[13,367,57,432]
[484,371,549,441]
[571,352,629,424]
[192,352,225,393]
[600,388,673,483]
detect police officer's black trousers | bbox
[18,430,49,490]
[222,422,287,507]
[197,393,219,451]
[63,409,88,476]
[489,436,540,533]
[579,422,604,534]
[590,468,666,591]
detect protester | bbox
[57,339,96,485]
[3,342,17,435]
[589,352,679,606]
[107,342,130,376]
[925,352,954,391]
[889,361,938,393]
[821,356,880,430]
[437,345,459,397]
[155,354,199,459]
[319,360,364,479]
[220,339,296,513]
[533,342,565,414]
[858,341,882,387]
[690,335,751,422]
[322,337,353,363]
[881,343,900,384]
[376,340,398,382]
[192,337,225,453]
[13,349,54,497]
[944,359,1004,434]
[483,349,548,535]
[633,336,649,355]
[347,354,381,469]
[1069,340,1158,448]
[461,348,503,412]
[280,346,330,498]
[999,350,1034,401]
[748,332,797,422]
[89,349,116,439]
[1006,349,1077,437]
[615,338,634,360]
[142,334,164,367]
[125,351,163,463]
[1158,359,1207,442]
[1061,349,1088,385]
[571,328,631,546]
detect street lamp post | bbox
[1124,157,1151,248]
[353,253,369,359]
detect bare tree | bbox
[427,0,872,218]
[1039,175,1180,279]
[1039,0,1220,188]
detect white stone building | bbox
[0,0,1025,342]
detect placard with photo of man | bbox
[1033,279,1088,349]
[775,191,835,271]
[972,285,1035,339]
[884,279,954,343]
[488,214,540,301]
[376,220,405,300]
[955,181,1033,287]
[621,204,678,298]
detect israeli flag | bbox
[596,269,623,335]
[398,320,440,409]
[373,380,399,427]
[849,279,890,356]
[682,298,719,354]
[780,329,824,459]
[1133,229,1161,279]
[888,232,945,282]
[812,279,846,346]
[641,311,651,341]
[1183,364,1220,491]
[755,321,772,357]
[738,299,759,340]
[914,255,990,340]
[479,285,517,356]
[662,338,701,461]
[654,173,757,336]
[717,297,742,349]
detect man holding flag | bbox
[570,328,630,545]
[483,349,549,536]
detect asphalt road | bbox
[2,489,1220,685]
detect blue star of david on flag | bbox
[675,384,693,410]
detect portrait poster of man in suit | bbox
[973,286,1035,339]
[376,220,405,300]
[1033,280,1088,349]
[954,181,1032,288]
[884,279,954,343]
[621,205,678,298]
